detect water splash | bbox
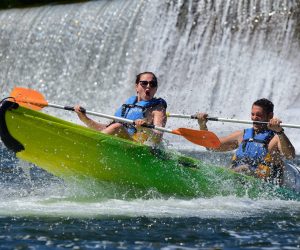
[0,194,300,218]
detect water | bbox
[1,145,300,249]
[1,176,300,249]
[0,0,300,249]
[1,211,300,249]
[0,214,299,249]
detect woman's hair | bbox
[135,72,158,85]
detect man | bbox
[197,98,295,183]
[74,72,167,145]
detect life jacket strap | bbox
[121,103,146,117]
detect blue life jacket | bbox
[232,128,275,170]
[114,96,167,135]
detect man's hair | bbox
[135,72,158,84]
[253,98,274,114]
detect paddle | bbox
[167,113,300,129]
[9,87,221,148]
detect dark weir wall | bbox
[0,0,87,9]
[0,1,52,9]
[0,0,299,149]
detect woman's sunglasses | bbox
[139,80,158,88]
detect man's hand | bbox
[196,112,208,130]
[268,117,283,133]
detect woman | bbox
[74,72,167,145]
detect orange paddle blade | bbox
[172,128,221,149]
[10,87,48,111]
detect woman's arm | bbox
[74,105,108,131]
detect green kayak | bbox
[0,100,299,200]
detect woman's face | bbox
[135,73,157,101]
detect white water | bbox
[1,189,300,218]
[0,0,299,152]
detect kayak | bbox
[0,100,299,200]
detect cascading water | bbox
[0,0,299,151]
[141,0,300,149]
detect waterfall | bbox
[0,0,299,150]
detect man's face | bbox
[251,105,272,131]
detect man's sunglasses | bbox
[139,80,158,88]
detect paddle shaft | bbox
[10,87,222,148]
[48,103,173,133]
[168,113,300,129]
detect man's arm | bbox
[268,117,295,159]
[218,131,243,152]
[196,113,242,151]
[274,132,295,159]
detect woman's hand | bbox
[74,105,88,120]
[134,119,147,128]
